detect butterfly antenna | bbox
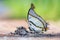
[31,3,35,9]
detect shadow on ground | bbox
[23,33,60,38]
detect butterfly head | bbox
[31,3,35,9]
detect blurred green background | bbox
[0,0,60,21]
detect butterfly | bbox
[27,3,48,33]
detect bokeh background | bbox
[0,0,60,20]
[0,1,60,40]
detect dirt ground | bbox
[0,19,60,40]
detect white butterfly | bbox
[27,4,48,33]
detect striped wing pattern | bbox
[28,4,48,33]
[28,14,44,32]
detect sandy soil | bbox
[0,19,28,34]
[0,19,60,34]
[0,19,60,40]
